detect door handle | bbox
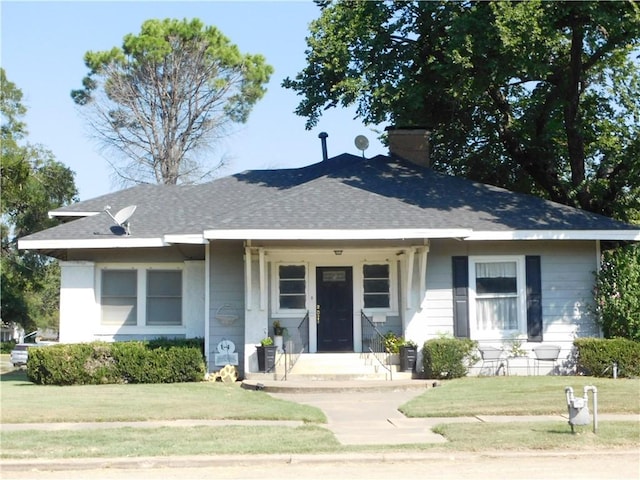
[316,305,320,324]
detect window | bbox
[99,265,182,328]
[146,270,182,325]
[278,265,306,309]
[363,264,390,308]
[101,270,137,326]
[470,257,524,336]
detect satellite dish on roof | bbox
[354,135,369,157]
[104,205,137,235]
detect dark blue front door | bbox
[316,267,353,352]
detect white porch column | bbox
[405,248,415,309]
[259,248,267,310]
[418,244,430,307]
[245,246,252,310]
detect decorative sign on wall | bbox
[214,339,239,366]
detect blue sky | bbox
[2,1,387,200]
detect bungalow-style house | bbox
[18,129,639,378]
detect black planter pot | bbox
[257,345,277,372]
[399,345,417,372]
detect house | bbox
[18,129,640,377]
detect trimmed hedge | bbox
[423,337,479,379]
[27,339,206,385]
[574,338,640,378]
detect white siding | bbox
[59,261,98,343]
[409,240,599,373]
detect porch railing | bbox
[360,310,393,380]
[281,311,309,380]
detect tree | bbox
[71,18,274,185]
[1,68,78,333]
[593,243,640,341]
[284,1,640,221]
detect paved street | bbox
[2,450,639,480]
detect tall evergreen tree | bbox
[72,18,274,185]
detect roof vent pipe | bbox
[318,132,329,161]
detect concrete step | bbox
[288,353,412,380]
[244,352,416,382]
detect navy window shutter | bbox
[526,256,543,342]
[452,256,469,338]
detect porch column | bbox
[405,248,415,309]
[259,248,267,310]
[418,243,430,307]
[245,246,252,310]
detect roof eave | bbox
[465,230,640,241]
[18,237,168,250]
[203,228,473,240]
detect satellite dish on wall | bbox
[104,205,137,235]
[354,135,369,157]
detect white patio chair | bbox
[478,345,505,376]
[533,345,561,375]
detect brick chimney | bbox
[386,127,430,168]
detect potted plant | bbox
[399,339,418,372]
[272,321,287,352]
[256,337,277,372]
[383,331,402,365]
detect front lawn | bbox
[400,376,640,417]
[0,370,325,424]
[1,371,638,458]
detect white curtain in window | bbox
[476,262,516,278]
[476,297,518,330]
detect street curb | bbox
[2,450,639,472]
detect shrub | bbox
[593,244,640,341]
[27,339,206,385]
[147,337,205,357]
[27,343,113,385]
[574,338,640,378]
[1,340,16,353]
[423,337,479,379]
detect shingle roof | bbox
[20,153,638,245]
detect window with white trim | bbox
[278,265,306,310]
[99,266,183,327]
[363,264,390,309]
[469,257,525,337]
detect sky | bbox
[1,0,388,200]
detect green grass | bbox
[432,421,640,451]
[1,370,638,458]
[400,376,640,417]
[0,425,341,459]
[0,370,326,424]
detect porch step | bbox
[286,353,413,381]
